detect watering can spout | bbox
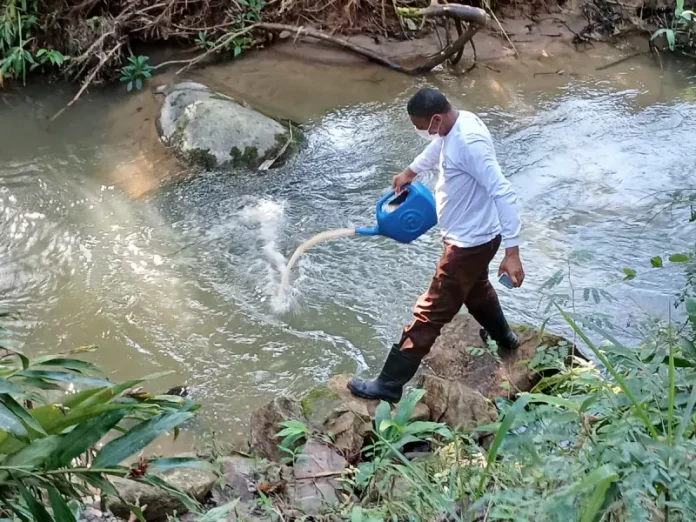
[355,226,380,236]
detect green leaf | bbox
[374,401,391,433]
[233,45,242,57]
[127,81,133,92]
[49,409,128,468]
[676,382,696,443]
[477,395,529,496]
[14,370,113,389]
[47,486,77,522]
[139,475,200,513]
[0,378,23,395]
[19,483,53,522]
[668,253,689,263]
[578,467,619,522]
[0,393,46,436]
[651,256,663,268]
[81,472,119,496]
[31,357,101,373]
[525,393,581,412]
[622,268,636,281]
[557,305,658,438]
[686,299,696,332]
[393,389,426,428]
[91,411,194,468]
[135,78,143,91]
[0,401,29,438]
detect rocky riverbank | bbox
[87,314,578,522]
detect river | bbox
[1,47,695,450]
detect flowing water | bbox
[1,47,695,450]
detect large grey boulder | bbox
[156,82,291,169]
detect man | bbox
[348,87,524,403]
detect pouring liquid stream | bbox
[276,228,356,309]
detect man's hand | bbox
[498,247,525,288]
[392,168,417,193]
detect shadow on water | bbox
[0,50,695,448]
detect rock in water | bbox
[421,314,576,399]
[156,82,291,169]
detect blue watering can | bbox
[355,182,438,244]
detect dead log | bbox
[254,3,488,76]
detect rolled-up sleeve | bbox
[463,137,521,248]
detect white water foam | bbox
[239,199,289,311]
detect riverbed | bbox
[1,47,695,450]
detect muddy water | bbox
[1,48,695,450]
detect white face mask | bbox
[414,116,440,141]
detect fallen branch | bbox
[258,123,293,171]
[50,42,123,122]
[255,20,481,75]
[595,50,646,70]
[396,4,489,26]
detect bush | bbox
[0,341,204,521]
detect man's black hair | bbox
[407,88,451,119]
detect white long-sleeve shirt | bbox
[409,110,521,249]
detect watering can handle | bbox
[375,184,410,219]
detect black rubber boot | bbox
[473,303,519,352]
[347,345,424,403]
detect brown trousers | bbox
[399,235,502,356]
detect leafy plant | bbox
[0,341,206,521]
[275,419,309,464]
[195,30,214,50]
[651,0,695,53]
[119,55,153,92]
[35,48,65,68]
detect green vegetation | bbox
[652,0,695,55]
[0,340,206,522]
[271,192,696,521]
[119,55,153,93]
[0,0,66,86]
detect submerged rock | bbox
[421,314,576,399]
[156,82,292,170]
[104,467,217,521]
